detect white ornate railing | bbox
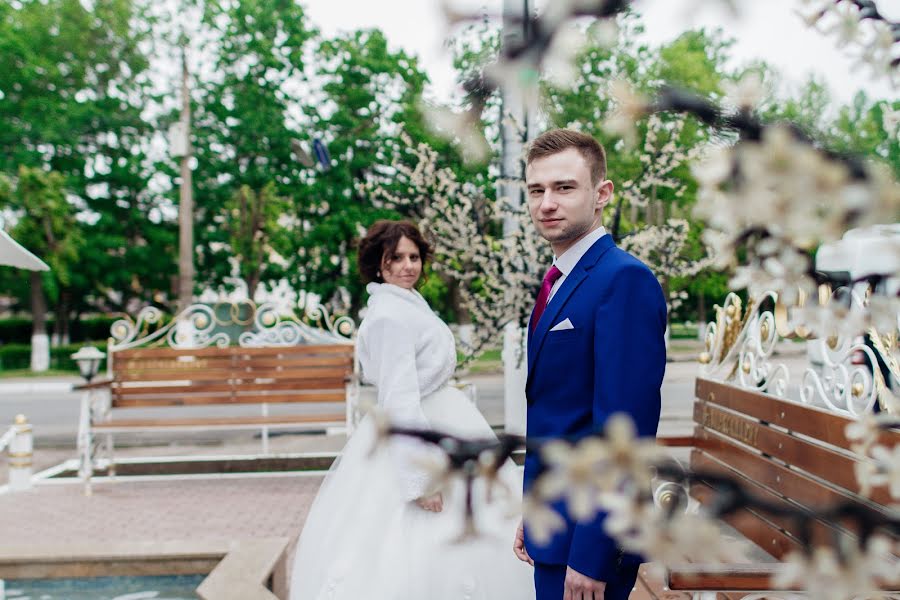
[699,288,898,417]
[108,297,355,355]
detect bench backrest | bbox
[109,345,354,408]
[690,377,900,559]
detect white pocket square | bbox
[549,318,574,331]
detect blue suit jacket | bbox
[523,233,667,582]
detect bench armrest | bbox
[73,378,113,391]
[667,563,784,592]
[656,434,695,447]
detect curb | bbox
[0,381,74,394]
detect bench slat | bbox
[691,482,800,559]
[114,345,353,359]
[93,413,346,429]
[112,391,346,407]
[114,379,348,397]
[694,401,889,504]
[668,563,788,592]
[696,428,893,522]
[113,366,351,382]
[691,448,859,550]
[117,355,352,371]
[696,378,900,451]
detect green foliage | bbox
[294,29,447,313]
[0,316,118,344]
[224,182,292,298]
[0,0,170,317]
[761,79,899,178]
[0,166,83,303]
[190,0,317,298]
[0,341,107,372]
[655,29,732,97]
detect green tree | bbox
[294,29,436,315]
[188,0,316,300]
[0,0,169,323]
[223,182,292,299]
[0,167,82,370]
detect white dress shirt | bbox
[548,226,608,303]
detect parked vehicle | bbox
[808,224,899,393]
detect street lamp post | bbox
[499,0,533,436]
[172,45,194,314]
[72,346,105,495]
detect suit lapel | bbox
[527,268,587,374]
[526,235,617,385]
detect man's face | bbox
[525,148,613,255]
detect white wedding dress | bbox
[289,283,535,600]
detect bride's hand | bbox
[415,492,443,512]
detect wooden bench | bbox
[77,343,356,487]
[659,376,899,596]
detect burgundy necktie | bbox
[531,265,563,332]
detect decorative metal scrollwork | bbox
[700,285,898,417]
[108,297,356,353]
[737,298,790,398]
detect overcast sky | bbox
[302,0,899,105]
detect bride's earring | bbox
[377,270,382,279]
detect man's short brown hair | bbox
[526,129,607,185]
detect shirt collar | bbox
[553,226,608,276]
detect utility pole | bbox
[176,46,195,312]
[499,0,533,435]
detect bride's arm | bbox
[360,314,433,501]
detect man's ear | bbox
[596,180,614,211]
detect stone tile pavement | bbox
[1,474,321,546]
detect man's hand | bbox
[513,520,533,565]
[564,566,605,600]
[414,492,443,512]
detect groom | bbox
[513,129,667,600]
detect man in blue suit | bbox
[512,129,667,600]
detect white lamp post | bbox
[71,346,105,383]
[71,346,105,495]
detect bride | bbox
[289,220,534,599]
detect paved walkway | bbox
[2,475,320,546]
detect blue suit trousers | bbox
[533,562,639,600]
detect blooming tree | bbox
[362,135,548,363]
[368,1,900,598]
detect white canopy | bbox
[0,229,49,271]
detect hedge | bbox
[0,342,108,372]
[0,317,119,345]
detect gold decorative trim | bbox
[701,287,898,416]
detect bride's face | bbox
[381,236,422,289]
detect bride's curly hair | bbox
[357,219,432,284]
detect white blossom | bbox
[603,80,650,147]
[522,493,566,546]
[773,535,898,599]
[723,71,767,111]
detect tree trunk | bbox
[246,271,260,304]
[30,271,50,372]
[697,292,707,340]
[52,290,71,346]
[60,290,71,345]
[449,278,470,325]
